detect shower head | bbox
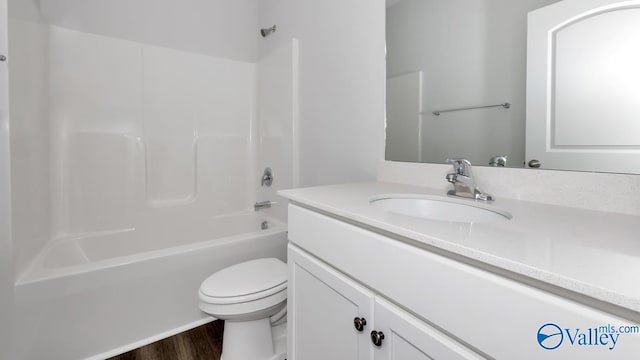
[260,25,277,38]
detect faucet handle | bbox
[446,158,472,176]
[261,167,273,187]
[445,173,457,183]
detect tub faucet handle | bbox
[261,167,273,187]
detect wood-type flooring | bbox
[108,320,224,360]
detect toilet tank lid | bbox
[200,258,287,298]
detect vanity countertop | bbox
[279,182,640,315]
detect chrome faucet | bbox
[445,159,493,202]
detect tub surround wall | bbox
[255,40,299,222]
[39,0,260,62]
[48,26,257,237]
[7,0,51,279]
[378,160,640,216]
[259,0,386,186]
[4,0,299,283]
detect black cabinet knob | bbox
[370,330,385,346]
[528,159,542,168]
[353,317,367,332]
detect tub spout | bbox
[254,200,273,211]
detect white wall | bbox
[7,0,51,277]
[259,0,386,186]
[386,0,560,168]
[0,0,14,356]
[39,0,260,62]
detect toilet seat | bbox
[199,258,287,305]
[200,283,286,304]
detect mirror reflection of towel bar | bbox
[427,102,511,116]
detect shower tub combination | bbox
[13,212,287,360]
[7,8,299,358]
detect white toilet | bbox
[199,258,287,360]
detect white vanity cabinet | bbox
[286,204,640,359]
[288,244,483,360]
[288,244,374,360]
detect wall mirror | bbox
[385,0,640,174]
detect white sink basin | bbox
[370,194,512,223]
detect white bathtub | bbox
[13,212,288,360]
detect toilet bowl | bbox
[199,258,287,360]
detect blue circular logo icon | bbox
[537,323,563,350]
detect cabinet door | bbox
[373,297,484,360]
[288,244,374,360]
